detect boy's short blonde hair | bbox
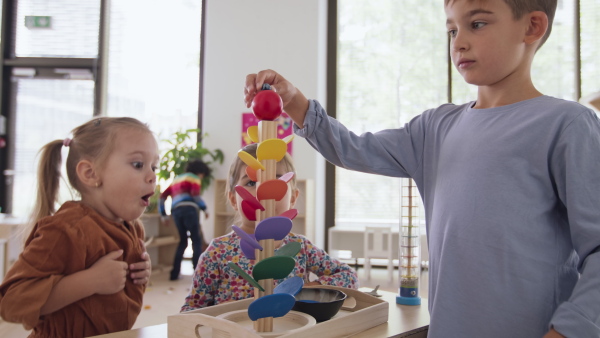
[445,0,557,49]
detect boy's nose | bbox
[452,33,468,52]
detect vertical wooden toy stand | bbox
[255,119,277,332]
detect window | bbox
[106,0,201,138]
[8,0,100,216]
[15,0,100,58]
[336,0,445,230]
[11,78,95,216]
[580,0,600,99]
[1,0,204,217]
[335,0,596,231]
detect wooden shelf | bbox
[213,179,314,239]
[146,236,179,248]
[140,213,180,269]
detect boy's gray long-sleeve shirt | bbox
[294,97,600,337]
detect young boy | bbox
[243,1,600,337]
[159,159,210,280]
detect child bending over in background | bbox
[159,159,211,281]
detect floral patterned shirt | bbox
[181,231,359,311]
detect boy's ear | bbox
[524,11,548,46]
[76,159,100,188]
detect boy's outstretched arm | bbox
[244,69,309,128]
[39,250,128,315]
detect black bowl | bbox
[292,288,347,322]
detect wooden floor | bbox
[0,260,429,337]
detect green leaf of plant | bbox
[157,129,225,192]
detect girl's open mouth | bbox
[141,193,153,206]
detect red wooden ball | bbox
[252,89,283,121]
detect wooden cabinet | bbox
[140,213,180,272]
[213,179,314,240]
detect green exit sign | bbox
[25,16,52,29]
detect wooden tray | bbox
[167,285,389,337]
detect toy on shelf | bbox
[228,83,304,333]
[396,178,422,306]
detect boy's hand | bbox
[244,70,309,128]
[90,250,128,294]
[129,238,152,285]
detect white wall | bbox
[200,0,328,248]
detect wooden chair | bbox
[363,226,394,280]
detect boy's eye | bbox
[151,165,158,173]
[448,29,457,38]
[132,162,144,169]
[245,181,257,188]
[472,21,485,29]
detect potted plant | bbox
[147,128,224,213]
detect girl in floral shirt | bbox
[181,144,358,311]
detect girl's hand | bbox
[244,70,309,128]
[90,250,128,294]
[543,328,565,338]
[130,238,152,285]
[305,281,321,286]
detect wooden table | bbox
[93,290,429,338]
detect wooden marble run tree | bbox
[227,84,303,333]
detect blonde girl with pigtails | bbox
[0,117,158,338]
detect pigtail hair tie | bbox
[63,138,72,147]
